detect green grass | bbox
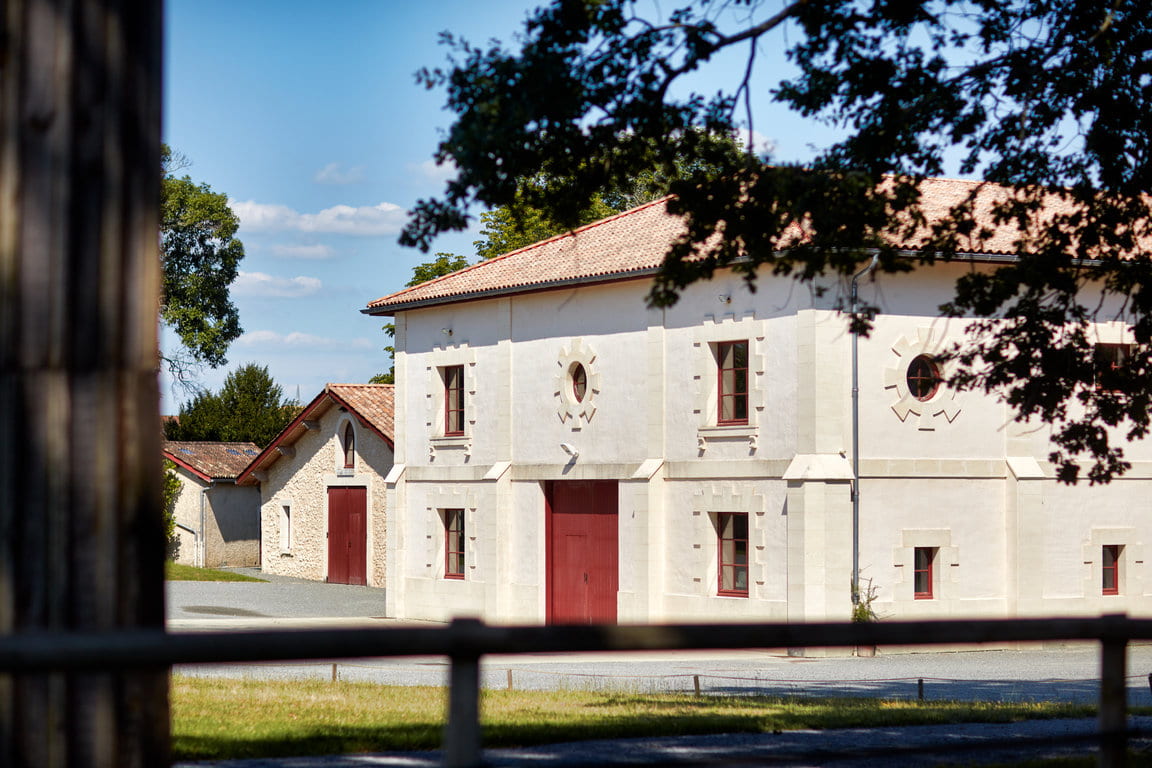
[171,675,1103,761]
[164,562,266,582]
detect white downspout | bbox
[850,254,879,604]
[198,486,208,568]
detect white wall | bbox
[387,260,1152,624]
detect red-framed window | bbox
[906,355,941,402]
[571,363,587,403]
[717,512,749,597]
[443,365,465,435]
[444,509,465,579]
[342,422,355,468]
[1095,344,1131,393]
[1102,544,1121,595]
[913,547,935,599]
[717,341,749,425]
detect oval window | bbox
[571,363,587,403]
[906,355,941,402]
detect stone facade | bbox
[367,195,1152,626]
[238,384,394,587]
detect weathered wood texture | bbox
[0,0,168,765]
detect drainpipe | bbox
[850,254,879,604]
[199,486,209,568]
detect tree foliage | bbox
[165,364,298,447]
[161,145,245,377]
[373,253,474,383]
[404,0,1152,484]
[162,459,181,560]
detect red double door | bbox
[545,480,619,624]
[328,486,367,586]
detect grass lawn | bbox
[165,562,266,582]
[172,675,1105,761]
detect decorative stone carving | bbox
[883,328,961,430]
[555,338,600,425]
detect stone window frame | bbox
[893,529,958,602]
[425,485,479,580]
[883,327,961,430]
[555,338,601,427]
[693,314,765,451]
[425,344,477,458]
[1082,528,1143,599]
[692,484,766,597]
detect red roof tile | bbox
[163,441,261,482]
[235,384,394,486]
[364,178,1095,314]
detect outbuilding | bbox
[163,441,262,568]
[237,384,394,587]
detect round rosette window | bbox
[884,330,960,429]
[905,355,942,402]
[556,340,599,424]
[571,363,588,402]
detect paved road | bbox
[169,571,1152,766]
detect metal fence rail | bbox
[1,614,1147,767]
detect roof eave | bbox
[362,267,664,316]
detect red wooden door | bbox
[328,486,367,585]
[546,480,618,624]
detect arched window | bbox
[342,422,355,469]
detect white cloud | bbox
[233,271,323,298]
[314,162,366,185]
[736,129,777,157]
[233,200,407,236]
[413,158,456,184]
[270,243,335,260]
[237,330,373,350]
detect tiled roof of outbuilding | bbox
[327,383,395,440]
[235,383,394,486]
[363,178,1078,315]
[163,441,261,482]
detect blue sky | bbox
[162,0,838,412]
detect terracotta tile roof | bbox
[163,441,261,482]
[327,383,395,439]
[235,384,394,486]
[365,197,683,313]
[363,178,1093,315]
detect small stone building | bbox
[163,441,262,567]
[237,384,394,587]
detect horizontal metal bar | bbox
[0,615,1147,673]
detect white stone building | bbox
[364,180,1152,625]
[164,441,261,568]
[237,384,394,587]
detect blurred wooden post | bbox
[1099,615,1128,768]
[0,0,168,766]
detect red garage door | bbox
[546,480,618,624]
[328,486,367,585]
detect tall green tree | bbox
[373,253,473,383]
[161,145,245,380]
[473,132,753,259]
[165,363,297,447]
[403,0,1152,484]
